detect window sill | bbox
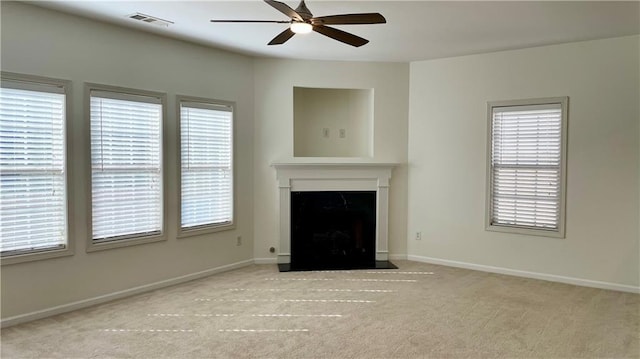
[486,224,565,239]
[177,222,236,239]
[1,246,74,266]
[87,233,166,253]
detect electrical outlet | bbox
[236,236,242,246]
[339,129,346,138]
[415,232,422,240]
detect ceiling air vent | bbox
[127,13,173,27]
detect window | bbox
[178,97,234,235]
[88,85,165,249]
[0,73,72,262]
[486,97,568,238]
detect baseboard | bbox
[254,257,277,264]
[1,259,254,328]
[7,255,634,328]
[407,255,640,294]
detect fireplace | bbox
[272,162,397,271]
[291,191,376,270]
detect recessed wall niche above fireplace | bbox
[293,87,373,158]
[272,162,397,271]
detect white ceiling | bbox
[28,1,640,62]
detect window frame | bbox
[176,95,236,239]
[0,71,74,265]
[84,83,167,252]
[485,97,568,238]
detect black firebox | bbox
[290,191,376,270]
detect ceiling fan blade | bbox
[312,25,369,47]
[210,20,291,24]
[264,0,303,21]
[312,13,386,25]
[268,28,295,45]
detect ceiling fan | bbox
[210,0,386,47]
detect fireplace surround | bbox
[272,162,397,270]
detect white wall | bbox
[408,36,640,288]
[0,2,255,320]
[254,59,409,261]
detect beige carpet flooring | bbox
[1,260,639,358]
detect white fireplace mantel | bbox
[272,162,398,264]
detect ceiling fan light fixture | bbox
[212,0,386,47]
[290,22,312,34]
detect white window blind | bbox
[0,83,67,254]
[90,91,162,241]
[490,103,563,231]
[180,102,233,229]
